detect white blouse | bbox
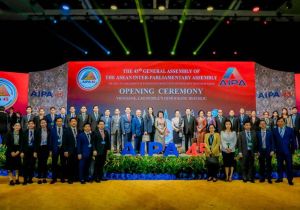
[220,131,237,152]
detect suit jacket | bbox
[204,133,220,157]
[77,113,91,131]
[93,129,110,156]
[132,116,144,137]
[256,130,274,153]
[111,115,121,134]
[0,111,8,134]
[91,112,102,131]
[121,114,133,134]
[50,126,67,154]
[63,127,78,154]
[215,116,225,132]
[183,115,196,135]
[33,115,46,130]
[250,117,260,131]
[45,114,58,130]
[290,113,300,131]
[238,130,258,156]
[101,116,112,133]
[7,112,17,131]
[261,117,272,130]
[143,114,155,134]
[77,132,93,158]
[34,128,51,153]
[270,117,278,129]
[5,131,23,155]
[273,127,296,155]
[21,114,35,131]
[58,114,68,128]
[66,113,77,125]
[226,116,239,132]
[237,115,250,132]
[21,129,38,153]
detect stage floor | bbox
[0,177,299,210]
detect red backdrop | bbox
[68,61,256,116]
[0,71,29,114]
[296,74,300,110]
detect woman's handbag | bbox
[142,134,150,142]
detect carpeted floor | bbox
[0,177,299,210]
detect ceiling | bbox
[0,0,300,73]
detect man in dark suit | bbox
[215,109,225,132]
[58,107,68,128]
[131,109,144,153]
[46,106,58,130]
[183,108,196,151]
[66,105,77,125]
[77,106,91,132]
[91,105,101,131]
[50,117,67,184]
[77,123,93,184]
[238,121,257,183]
[21,120,37,185]
[100,109,112,138]
[121,107,133,148]
[261,111,272,130]
[93,120,110,182]
[33,108,46,130]
[257,120,274,183]
[21,106,35,132]
[63,117,79,184]
[290,107,300,149]
[227,110,239,133]
[273,117,296,185]
[0,106,8,145]
[237,108,250,133]
[111,108,121,152]
[7,107,17,132]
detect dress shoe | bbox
[15,180,20,185]
[288,181,294,186]
[268,179,272,184]
[95,179,101,183]
[275,179,283,183]
[22,181,27,185]
[243,179,247,183]
[80,180,86,184]
[50,180,57,184]
[213,178,217,182]
[61,179,65,183]
[9,180,15,186]
[38,180,42,184]
[43,179,47,183]
[28,179,33,184]
[68,180,73,184]
[250,179,255,183]
[259,179,265,183]
[101,178,108,181]
[207,177,213,181]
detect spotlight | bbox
[61,4,70,11]
[98,19,103,24]
[286,1,292,9]
[148,51,152,55]
[84,51,88,55]
[212,51,216,55]
[193,51,197,55]
[226,19,231,25]
[53,19,58,24]
[179,19,183,24]
[111,5,118,10]
[233,51,238,55]
[158,5,166,11]
[252,6,260,13]
[126,51,130,55]
[106,51,111,55]
[207,6,214,12]
[171,51,175,55]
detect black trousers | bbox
[241,150,255,180]
[277,152,293,181]
[94,153,107,180]
[37,146,49,179]
[258,149,272,180]
[51,147,67,180]
[67,150,78,181]
[294,129,300,149]
[23,148,36,181]
[184,133,193,151]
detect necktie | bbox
[246,131,252,149]
[87,133,91,147]
[29,130,33,146]
[279,128,284,138]
[138,117,141,124]
[58,127,62,145]
[71,113,74,118]
[262,131,266,148]
[127,114,130,121]
[188,115,190,123]
[27,114,30,121]
[100,130,105,139]
[82,113,86,121]
[95,113,98,120]
[292,115,296,127]
[209,134,214,146]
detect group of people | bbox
[0,105,299,186]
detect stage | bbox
[0,177,299,210]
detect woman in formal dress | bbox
[271,110,279,129]
[5,122,23,185]
[250,110,260,131]
[196,110,207,145]
[204,124,220,182]
[172,110,184,153]
[34,108,46,130]
[281,108,292,127]
[154,111,167,151]
[220,120,237,182]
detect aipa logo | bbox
[77,66,101,91]
[219,67,246,86]
[0,78,18,109]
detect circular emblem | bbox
[0,78,18,109]
[77,66,101,91]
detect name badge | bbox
[88,144,92,148]
[101,141,105,145]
